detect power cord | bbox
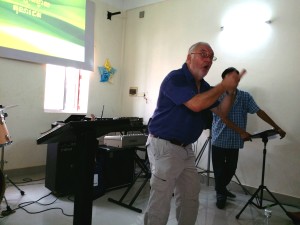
[1,178,74,219]
[8,192,73,217]
[0,172,77,218]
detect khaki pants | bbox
[143,136,200,225]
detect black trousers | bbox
[212,145,239,194]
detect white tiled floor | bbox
[0,172,299,225]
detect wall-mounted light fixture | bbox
[220,19,272,31]
[218,2,272,53]
[107,11,121,20]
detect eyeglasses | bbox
[191,52,217,61]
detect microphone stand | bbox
[195,129,212,186]
[236,131,288,219]
[195,129,249,193]
[0,111,25,217]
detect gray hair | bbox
[188,42,211,54]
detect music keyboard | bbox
[104,134,147,148]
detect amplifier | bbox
[104,134,147,148]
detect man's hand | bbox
[221,69,246,91]
[240,131,252,142]
[276,128,286,139]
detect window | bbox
[44,64,90,113]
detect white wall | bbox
[0,1,125,170]
[0,0,299,200]
[121,0,300,199]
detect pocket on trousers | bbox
[150,173,168,192]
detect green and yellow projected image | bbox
[0,0,86,62]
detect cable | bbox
[10,192,73,217]
[1,178,74,218]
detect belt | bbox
[150,134,188,147]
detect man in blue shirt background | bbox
[143,43,245,225]
[211,67,286,209]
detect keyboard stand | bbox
[108,147,150,213]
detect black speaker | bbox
[45,143,135,196]
[45,142,76,195]
[96,146,135,192]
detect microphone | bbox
[251,129,279,139]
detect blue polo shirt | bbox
[212,89,260,149]
[148,63,218,145]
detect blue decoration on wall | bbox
[98,59,116,82]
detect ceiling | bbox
[98,0,167,11]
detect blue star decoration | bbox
[98,59,116,82]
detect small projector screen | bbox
[0,0,94,71]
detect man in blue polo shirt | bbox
[211,67,286,209]
[143,42,246,225]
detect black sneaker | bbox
[216,194,227,209]
[225,189,236,198]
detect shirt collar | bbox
[182,63,208,92]
[182,63,195,82]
